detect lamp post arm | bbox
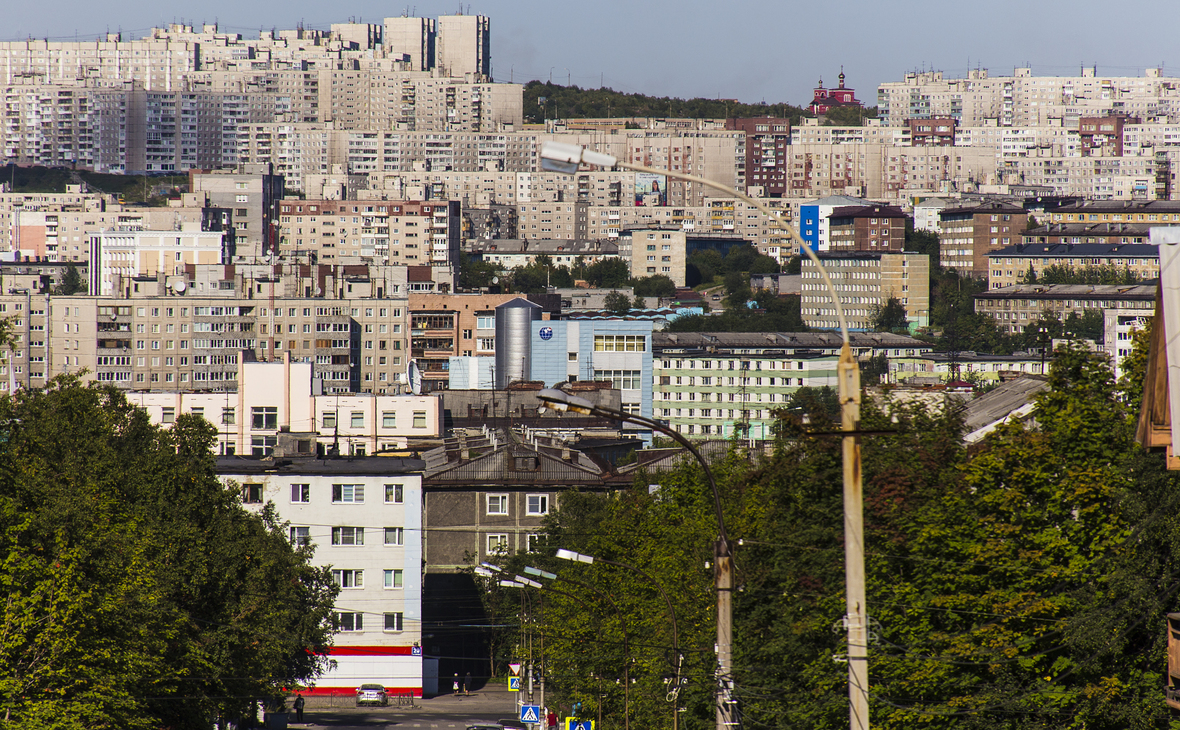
[580,403,728,546]
[614,159,850,344]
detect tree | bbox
[458,253,503,290]
[56,264,85,295]
[1118,318,1152,409]
[632,295,646,310]
[783,255,802,275]
[903,219,940,262]
[723,271,751,306]
[0,377,338,729]
[687,249,724,287]
[870,296,909,332]
[603,290,632,316]
[631,275,676,299]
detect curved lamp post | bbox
[539,139,868,730]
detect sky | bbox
[7,0,1180,108]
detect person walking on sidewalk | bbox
[464,671,472,696]
[293,694,305,723]
[453,673,461,696]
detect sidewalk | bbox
[416,683,518,715]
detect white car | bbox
[356,684,389,707]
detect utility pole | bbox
[839,343,868,730]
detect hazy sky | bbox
[7,0,1180,107]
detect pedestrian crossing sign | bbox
[520,705,541,723]
[509,676,521,691]
[565,720,593,730]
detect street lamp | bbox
[525,566,632,730]
[539,139,868,730]
[555,549,683,730]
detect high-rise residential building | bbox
[800,251,930,330]
[827,204,907,252]
[725,117,791,197]
[87,227,227,296]
[190,165,285,257]
[436,15,490,80]
[383,17,436,71]
[938,201,1028,276]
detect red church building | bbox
[810,69,862,115]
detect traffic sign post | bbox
[565,720,593,730]
[520,706,541,724]
[509,677,522,691]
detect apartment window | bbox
[291,484,310,503]
[476,316,494,329]
[161,407,176,424]
[594,370,642,390]
[382,411,397,428]
[385,483,404,504]
[289,526,310,546]
[250,436,276,457]
[219,406,235,426]
[487,533,509,554]
[322,411,337,429]
[384,612,404,631]
[332,484,365,503]
[242,483,263,504]
[527,495,549,516]
[487,494,509,515]
[252,406,277,430]
[384,527,404,546]
[413,411,427,429]
[331,526,364,545]
[384,569,404,589]
[350,411,364,428]
[528,534,544,552]
[335,612,363,632]
[332,569,364,588]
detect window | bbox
[593,335,646,352]
[252,406,277,430]
[291,484,310,503]
[384,612,404,631]
[332,484,365,503]
[331,526,364,545]
[528,534,544,552]
[161,407,176,424]
[335,612,363,631]
[476,316,494,329]
[487,494,509,515]
[332,569,364,588]
[382,411,397,428]
[384,527,404,546]
[385,484,404,504]
[413,411,427,429]
[527,495,549,516]
[322,411,337,429]
[487,533,509,554]
[384,569,404,588]
[251,436,276,457]
[289,526,310,546]
[594,370,642,390]
[350,411,364,428]
[242,484,263,503]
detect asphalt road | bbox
[296,687,522,730]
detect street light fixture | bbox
[539,140,868,730]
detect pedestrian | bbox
[453,673,460,696]
[547,710,558,730]
[293,694,305,724]
[464,671,472,696]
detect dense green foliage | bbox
[488,345,1180,729]
[0,378,338,729]
[0,164,184,205]
[870,296,910,332]
[666,292,806,333]
[1019,264,1144,286]
[55,264,86,295]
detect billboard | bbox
[635,172,667,206]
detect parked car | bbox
[356,684,389,707]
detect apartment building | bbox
[975,283,1154,334]
[190,165,285,257]
[652,331,930,439]
[938,202,1028,276]
[465,238,618,269]
[384,17,436,71]
[130,357,441,455]
[619,229,748,287]
[88,227,227,296]
[986,242,1159,288]
[277,198,461,273]
[724,117,791,196]
[827,204,907,252]
[435,15,491,80]
[218,455,426,696]
[801,252,931,330]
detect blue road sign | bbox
[565,720,593,730]
[509,677,521,691]
[521,705,541,723]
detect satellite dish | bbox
[491,276,499,284]
[315,286,323,296]
[109,313,118,321]
[172,280,187,293]
[407,360,422,396]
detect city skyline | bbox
[6,0,1180,109]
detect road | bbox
[296,686,522,730]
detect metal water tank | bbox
[494,298,543,389]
